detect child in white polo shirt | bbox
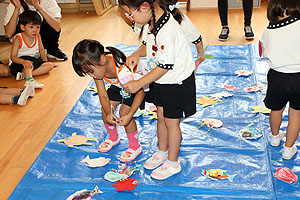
[119,0,196,180]
[260,0,300,159]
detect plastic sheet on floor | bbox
[8,44,300,200]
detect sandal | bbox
[120,145,142,162]
[98,138,120,153]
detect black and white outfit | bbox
[4,0,67,60]
[260,16,300,110]
[142,12,196,119]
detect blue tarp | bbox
[8,44,300,200]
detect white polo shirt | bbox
[4,0,61,26]
[143,12,195,84]
[260,16,300,73]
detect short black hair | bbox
[19,10,42,26]
[267,0,300,21]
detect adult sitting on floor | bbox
[0,61,10,77]
[4,0,68,61]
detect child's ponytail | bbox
[105,47,126,67]
[159,0,183,24]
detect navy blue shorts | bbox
[150,72,196,118]
[264,69,300,110]
[9,56,44,77]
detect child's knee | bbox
[42,62,54,72]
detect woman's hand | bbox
[12,0,22,9]
[32,0,41,11]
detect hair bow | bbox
[169,2,180,11]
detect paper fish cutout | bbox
[87,86,98,95]
[210,91,233,100]
[133,109,146,118]
[238,121,262,140]
[119,72,143,85]
[133,104,157,119]
[249,105,271,114]
[244,84,263,92]
[66,186,103,200]
[235,70,253,77]
[216,82,239,91]
[274,167,298,184]
[112,178,138,191]
[195,118,224,134]
[197,96,222,107]
[86,84,110,95]
[104,171,128,182]
[80,156,110,168]
[104,162,142,182]
[202,169,236,182]
[57,132,97,147]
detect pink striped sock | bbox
[126,130,140,150]
[104,124,118,142]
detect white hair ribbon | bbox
[169,2,180,11]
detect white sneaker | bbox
[270,130,284,146]
[16,72,25,80]
[151,160,182,180]
[144,151,168,170]
[282,145,297,160]
[17,84,34,106]
[25,80,44,89]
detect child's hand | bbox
[22,60,34,69]
[106,113,118,124]
[195,52,206,71]
[126,54,139,70]
[117,115,132,126]
[123,80,141,94]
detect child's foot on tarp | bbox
[270,130,284,146]
[119,145,142,162]
[282,144,297,160]
[144,151,168,170]
[150,160,181,180]
[98,138,120,153]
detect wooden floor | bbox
[0,2,269,199]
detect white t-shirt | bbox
[143,12,195,84]
[132,13,202,44]
[4,0,61,26]
[260,16,300,73]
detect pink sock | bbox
[126,130,140,150]
[104,124,118,142]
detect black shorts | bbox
[107,84,142,107]
[264,69,300,110]
[9,56,44,77]
[151,72,196,119]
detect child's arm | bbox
[118,89,145,126]
[94,79,118,124]
[195,41,206,70]
[11,36,33,69]
[126,44,146,69]
[38,35,48,62]
[123,66,168,94]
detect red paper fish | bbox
[112,178,138,191]
[274,167,298,184]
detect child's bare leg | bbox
[0,94,13,104]
[157,106,168,152]
[119,104,137,133]
[0,64,10,77]
[32,62,54,76]
[0,88,21,96]
[270,107,285,136]
[285,107,300,147]
[23,68,34,79]
[164,117,181,162]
